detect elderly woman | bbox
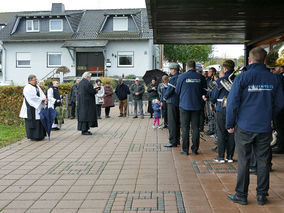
[77,72,100,135]
[102,81,114,118]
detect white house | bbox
[0,3,161,85]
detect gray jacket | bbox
[130,83,145,100]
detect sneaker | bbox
[158,125,163,129]
[152,125,156,128]
[213,157,225,164]
[226,157,234,163]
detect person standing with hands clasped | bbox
[175,60,207,155]
[130,77,145,118]
[226,47,284,206]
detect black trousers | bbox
[235,125,272,198]
[96,104,102,118]
[71,102,76,118]
[105,107,110,116]
[180,108,200,153]
[273,108,284,150]
[206,101,216,133]
[199,106,205,131]
[167,104,180,145]
[162,101,168,126]
[216,111,235,159]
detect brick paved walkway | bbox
[0,109,284,213]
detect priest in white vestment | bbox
[19,74,47,140]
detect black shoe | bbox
[257,195,267,205]
[98,116,102,119]
[164,144,177,147]
[133,116,138,118]
[51,127,60,131]
[205,130,215,135]
[82,131,92,135]
[179,150,189,155]
[227,194,248,205]
[192,151,199,155]
[272,146,284,154]
[211,146,218,153]
[106,115,110,118]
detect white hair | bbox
[82,72,92,79]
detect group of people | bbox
[160,46,284,206]
[20,46,284,206]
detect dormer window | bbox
[26,19,39,32]
[49,19,63,32]
[113,17,128,31]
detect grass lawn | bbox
[0,124,26,148]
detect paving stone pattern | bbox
[0,108,284,213]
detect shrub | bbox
[100,77,116,89]
[0,86,24,125]
[125,74,136,79]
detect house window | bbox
[26,20,40,32]
[49,19,63,32]
[117,51,134,67]
[16,52,31,68]
[47,53,62,67]
[113,17,128,31]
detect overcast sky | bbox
[0,0,244,58]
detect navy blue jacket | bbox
[164,72,179,106]
[152,103,161,118]
[226,63,284,133]
[115,83,130,100]
[210,70,234,115]
[175,70,207,111]
[159,83,168,102]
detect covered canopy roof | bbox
[146,0,284,45]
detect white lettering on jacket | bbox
[186,78,201,83]
[248,84,273,92]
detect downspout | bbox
[0,41,6,83]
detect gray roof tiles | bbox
[0,8,152,42]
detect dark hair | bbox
[223,60,235,70]
[250,47,267,63]
[209,67,217,74]
[186,60,196,69]
[28,74,36,82]
[96,79,102,83]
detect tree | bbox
[164,44,213,71]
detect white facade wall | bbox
[104,40,152,77]
[4,41,75,85]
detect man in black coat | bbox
[77,72,100,135]
[70,78,80,119]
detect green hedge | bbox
[0,83,73,125]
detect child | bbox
[152,98,161,128]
